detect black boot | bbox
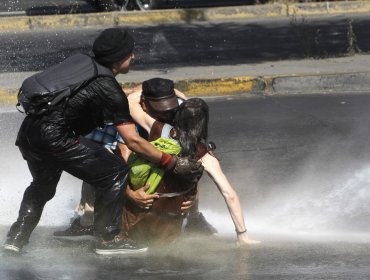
[3,237,24,254]
[3,222,30,254]
[53,217,95,241]
[184,212,217,235]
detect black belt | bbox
[156,186,195,198]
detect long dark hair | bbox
[172,98,209,159]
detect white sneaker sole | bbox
[95,247,148,255]
[3,244,21,253]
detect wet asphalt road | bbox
[0,14,369,73]
[1,93,370,229]
[1,228,370,280]
[1,93,370,279]
[0,0,96,14]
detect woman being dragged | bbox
[119,79,260,248]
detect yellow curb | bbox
[29,13,116,30]
[106,77,262,96]
[288,1,370,16]
[203,4,286,20]
[0,77,263,106]
[0,89,18,105]
[115,9,196,25]
[0,1,369,32]
[118,77,263,96]
[0,16,30,32]
[175,77,261,96]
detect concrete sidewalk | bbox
[1,54,370,107]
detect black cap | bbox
[93,28,134,65]
[142,78,178,111]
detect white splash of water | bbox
[0,150,81,226]
[251,165,370,237]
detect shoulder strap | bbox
[149,121,165,141]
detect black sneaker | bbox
[53,217,95,241]
[184,212,217,235]
[95,236,148,255]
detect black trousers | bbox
[7,114,129,246]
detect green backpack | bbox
[127,137,181,194]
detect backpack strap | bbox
[16,88,25,113]
[149,121,165,141]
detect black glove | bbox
[170,156,204,185]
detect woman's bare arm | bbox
[200,153,260,246]
[128,100,155,133]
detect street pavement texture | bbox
[2,93,370,279]
[0,1,370,105]
[2,4,370,279]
